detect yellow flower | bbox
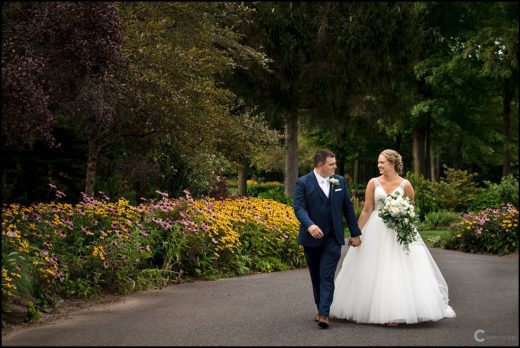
[18,239,30,253]
[92,245,106,261]
[40,268,56,278]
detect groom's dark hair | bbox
[314,149,335,167]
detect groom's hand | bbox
[349,236,362,247]
[308,224,324,239]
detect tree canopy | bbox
[2,1,518,204]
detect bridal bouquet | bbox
[378,191,419,252]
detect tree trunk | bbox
[452,139,462,169]
[394,133,402,154]
[353,157,359,186]
[364,159,372,183]
[1,158,6,204]
[85,138,99,196]
[424,116,431,179]
[502,77,515,176]
[412,127,426,176]
[237,158,248,196]
[430,145,436,181]
[336,156,345,177]
[435,150,440,181]
[284,110,298,197]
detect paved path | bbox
[2,247,518,346]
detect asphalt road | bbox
[2,247,518,346]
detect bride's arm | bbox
[403,180,415,204]
[357,179,375,230]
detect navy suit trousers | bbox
[303,233,341,317]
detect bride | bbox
[330,149,456,326]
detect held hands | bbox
[308,224,324,239]
[348,236,362,247]
[307,225,362,245]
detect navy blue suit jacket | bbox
[293,171,362,247]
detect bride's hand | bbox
[349,236,362,247]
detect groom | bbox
[293,149,362,329]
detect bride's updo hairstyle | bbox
[380,149,403,175]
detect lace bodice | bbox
[373,177,407,211]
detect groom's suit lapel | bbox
[329,177,337,206]
[310,172,327,202]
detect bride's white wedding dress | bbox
[330,177,456,324]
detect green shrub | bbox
[145,211,218,279]
[470,186,502,211]
[62,277,98,299]
[246,180,294,205]
[470,175,519,211]
[406,173,440,215]
[434,166,479,212]
[247,180,284,196]
[238,220,302,273]
[1,250,35,309]
[421,210,461,230]
[257,188,293,205]
[408,166,480,213]
[419,229,451,247]
[26,301,43,322]
[352,197,364,220]
[250,256,291,273]
[498,175,519,207]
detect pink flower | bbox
[156,190,169,199]
[82,227,94,236]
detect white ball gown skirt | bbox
[330,210,456,324]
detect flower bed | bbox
[440,204,519,255]
[2,191,304,313]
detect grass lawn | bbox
[418,229,451,247]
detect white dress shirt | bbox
[314,170,330,198]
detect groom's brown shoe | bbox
[314,314,320,322]
[318,316,330,329]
